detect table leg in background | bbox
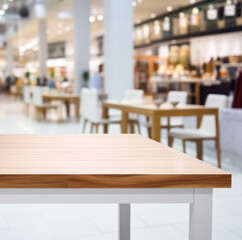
[76,99,80,121]
[65,101,70,117]
[195,83,200,105]
[102,106,109,133]
[146,116,151,138]
[119,204,130,240]
[189,189,213,240]
[151,113,160,142]
[121,111,129,133]
[197,115,202,129]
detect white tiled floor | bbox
[0,94,242,240]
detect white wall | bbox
[190,32,242,65]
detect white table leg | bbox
[119,204,130,240]
[189,189,213,240]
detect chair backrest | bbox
[167,91,187,104]
[200,94,228,135]
[81,88,89,119]
[42,86,49,93]
[85,89,100,123]
[23,86,31,104]
[123,89,144,102]
[33,86,43,106]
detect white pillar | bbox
[104,0,134,99]
[73,0,90,94]
[38,19,47,78]
[6,39,13,76]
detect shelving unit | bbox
[134,55,168,94]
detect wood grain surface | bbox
[0,134,231,188]
[103,101,219,142]
[42,93,80,100]
[103,101,218,116]
[42,93,80,121]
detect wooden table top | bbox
[0,134,231,188]
[42,93,80,100]
[103,101,217,115]
[105,100,206,109]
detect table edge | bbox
[0,173,231,188]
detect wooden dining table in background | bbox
[0,134,231,240]
[42,93,80,121]
[103,100,220,143]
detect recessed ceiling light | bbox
[57,22,63,28]
[131,1,137,7]
[97,15,103,21]
[137,0,143,3]
[150,13,156,18]
[92,9,98,14]
[0,9,5,15]
[190,0,196,3]
[65,26,71,32]
[167,6,173,12]
[3,3,9,10]
[89,16,95,22]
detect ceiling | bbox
[8,0,206,55]
[0,0,34,20]
[133,0,204,22]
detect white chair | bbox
[162,91,187,128]
[144,91,188,139]
[83,89,121,133]
[23,85,31,115]
[33,86,59,121]
[168,94,228,168]
[123,89,144,101]
[122,89,144,133]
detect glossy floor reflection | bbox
[0,95,241,240]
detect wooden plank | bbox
[103,101,217,117]
[42,94,80,120]
[42,93,80,101]
[0,135,231,188]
